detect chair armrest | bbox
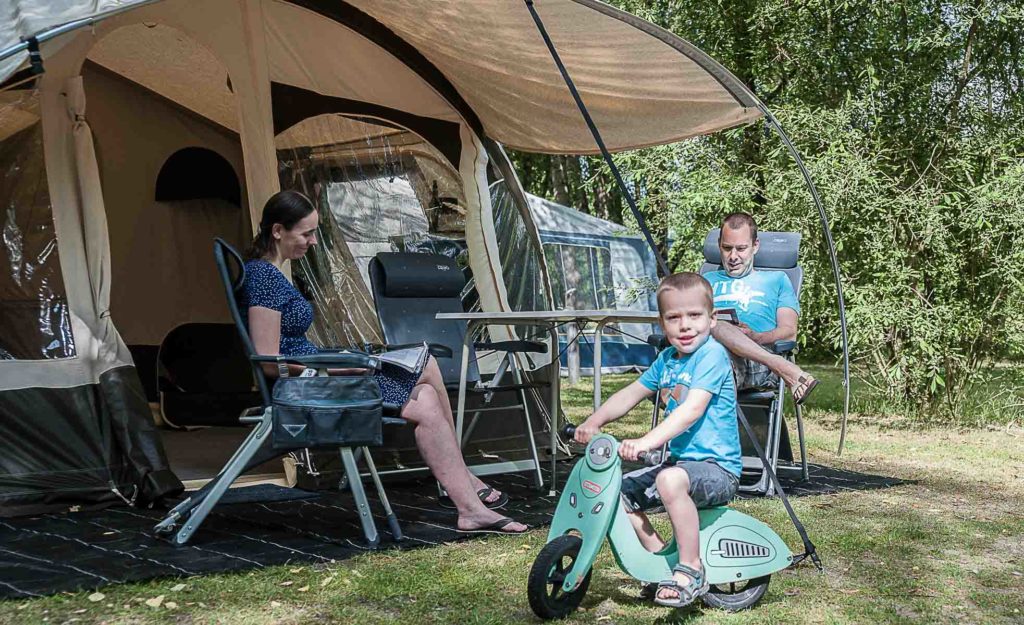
[771,340,797,355]
[250,353,381,370]
[361,343,454,359]
[474,340,549,354]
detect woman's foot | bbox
[469,475,505,506]
[457,509,528,534]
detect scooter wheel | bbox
[701,575,770,611]
[528,535,593,619]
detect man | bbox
[704,212,818,404]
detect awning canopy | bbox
[0,0,762,154]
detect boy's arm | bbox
[618,388,713,461]
[574,381,654,443]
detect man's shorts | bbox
[730,351,780,391]
[620,459,739,512]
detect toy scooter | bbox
[528,424,818,617]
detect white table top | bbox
[435,310,659,324]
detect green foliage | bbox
[509,0,1024,421]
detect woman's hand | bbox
[618,437,654,462]
[574,417,602,444]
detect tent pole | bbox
[524,0,670,278]
[758,109,851,455]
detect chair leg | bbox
[794,402,810,482]
[361,446,402,541]
[340,447,380,548]
[155,408,274,545]
[511,362,544,491]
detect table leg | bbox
[547,323,560,495]
[593,320,608,412]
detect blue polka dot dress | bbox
[241,259,420,406]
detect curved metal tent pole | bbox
[525,0,851,454]
[756,108,851,455]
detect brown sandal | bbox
[792,375,819,406]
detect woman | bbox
[243,190,527,535]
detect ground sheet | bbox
[0,462,905,599]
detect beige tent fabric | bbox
[5,0,761,154]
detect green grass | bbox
[3,369,1023,624]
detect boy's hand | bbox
[574,419,602,444]
[618,437,654,462]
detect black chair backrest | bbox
[699,228,803,295]
[213,237,272,405]
[368,252,478,386]
[158,323,254,393]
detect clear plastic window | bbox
[276,114,468,347]
[0,91,76,360]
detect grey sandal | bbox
[653,563,709,608]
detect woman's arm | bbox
[248,306,306,378]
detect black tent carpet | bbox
[0,462,906,599]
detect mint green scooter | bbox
[528,424,820,617]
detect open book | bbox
[377,343,430,376]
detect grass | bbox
[3,369,1024,624]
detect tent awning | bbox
[0,0,762,154]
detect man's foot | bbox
[456,510,528,534]
[791,374,819,405]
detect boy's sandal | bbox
[792,374,819,406]
[653,563,709,608]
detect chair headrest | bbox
[375,252,466,298]
[702,229,801,269]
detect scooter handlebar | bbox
[637,450,663,466]
[561,423,577,439]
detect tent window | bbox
[0,91,76,360]
[544,243,616,311]
[276,114,468,348]
[155,147,241,206]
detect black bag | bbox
[271,375,383,449]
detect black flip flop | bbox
[438,487,509,510]
[455,516,528,535]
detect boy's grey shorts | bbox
[620,459,739,512]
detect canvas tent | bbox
[526,193,659,373]
[0,0,770,511]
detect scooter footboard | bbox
[699,507,793,584]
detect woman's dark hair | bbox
[246,190,316,259]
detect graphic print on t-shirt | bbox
[711,279,766,313]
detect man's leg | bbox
[712,322,808,389]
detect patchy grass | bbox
[2,369,1023,624]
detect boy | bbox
[574,272,741,607]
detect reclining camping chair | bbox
[648,229,809,496]
[153,238,405,547]
[368,252,548,489]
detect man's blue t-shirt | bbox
[637,337,741,476]
[704,269,799,333]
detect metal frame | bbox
[153,405,403,547]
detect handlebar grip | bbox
[561,423,577,439]
[637,450,663,466]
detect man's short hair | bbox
[656,272,714,315]
[720,212,758,242]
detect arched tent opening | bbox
[155,147,242,206]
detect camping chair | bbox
[153,239,405,547]
[368,252,548,489]
[647,229,809,496]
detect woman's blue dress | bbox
[240,259,419,405]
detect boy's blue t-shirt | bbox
[637,337,741,476]
[704,269,799,334]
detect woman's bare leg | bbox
[417,357,501,501]
[402,382,525,532]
